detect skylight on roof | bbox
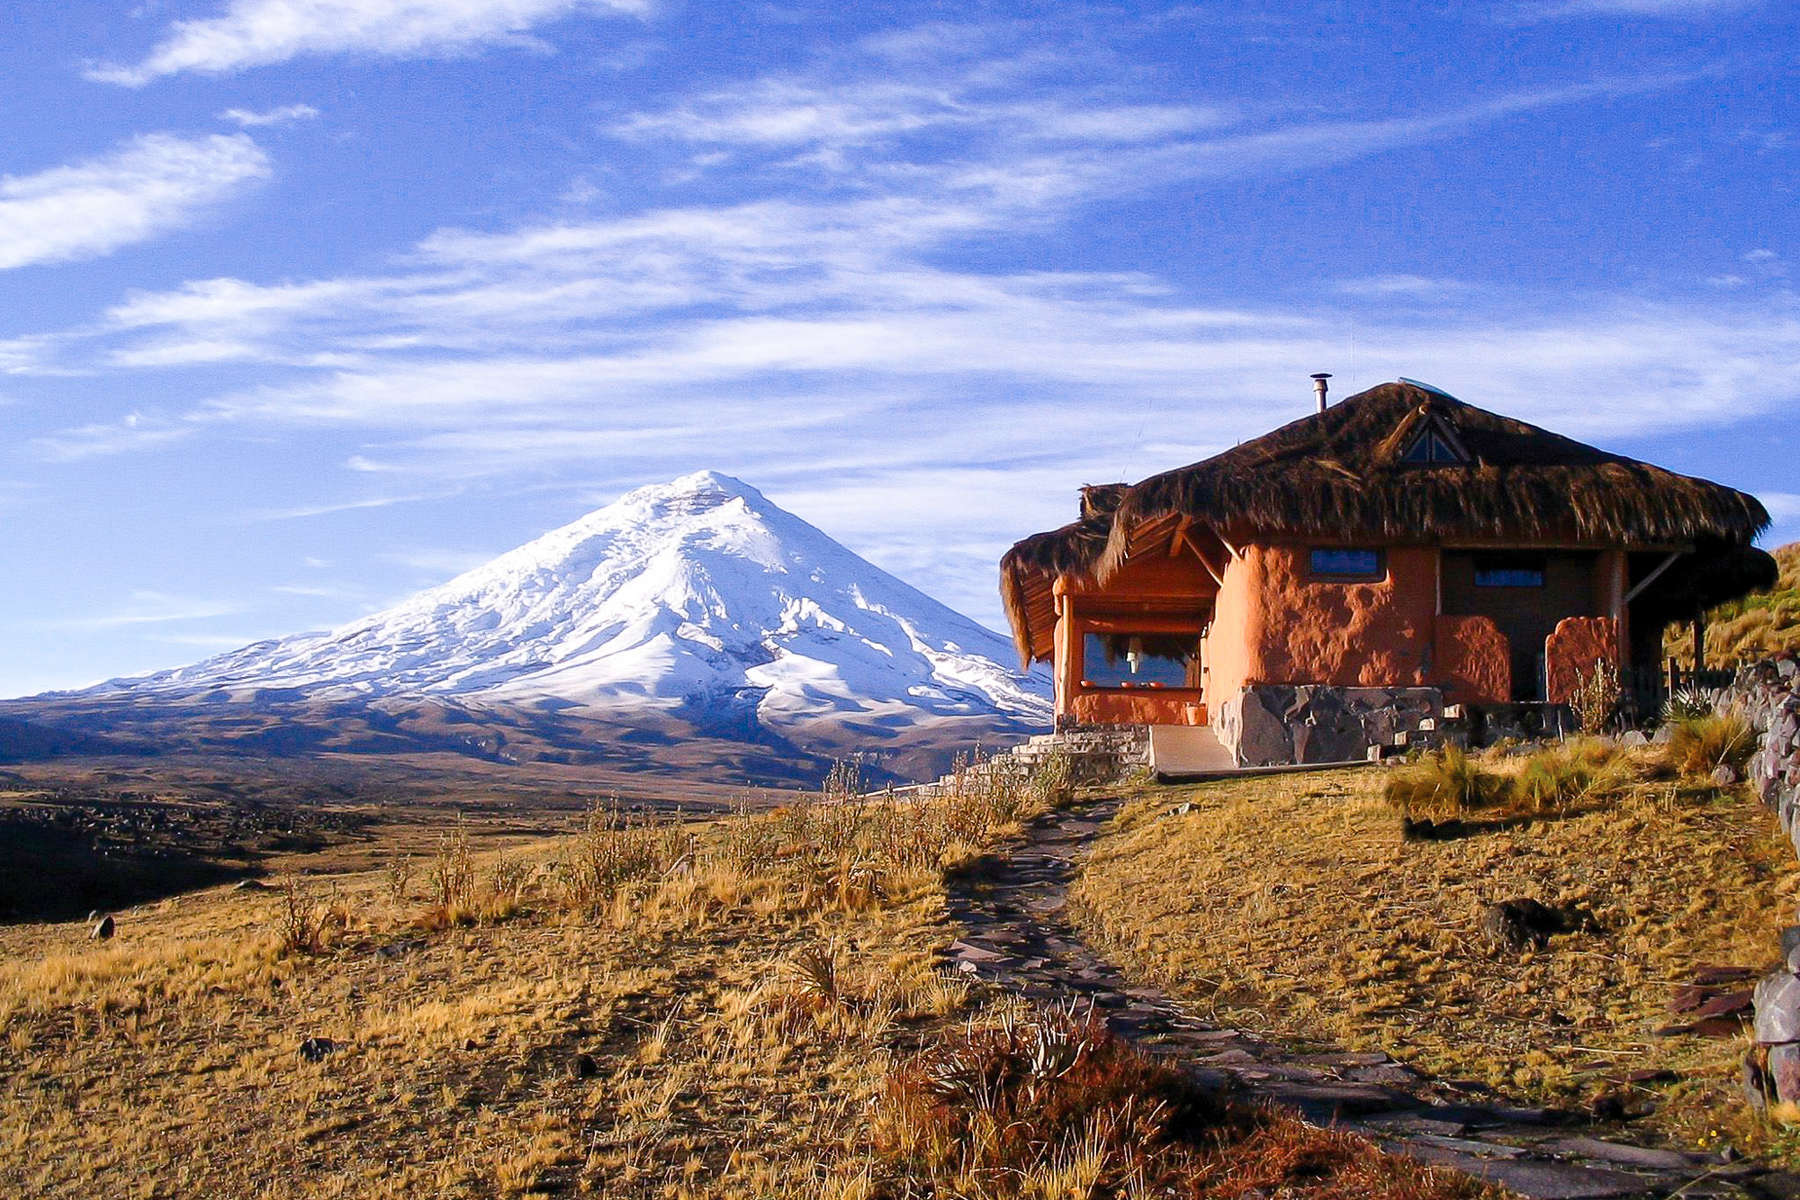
[1396,377,1459,399]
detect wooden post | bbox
[1692,613,1705,674]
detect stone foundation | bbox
[1216,684,1452,768]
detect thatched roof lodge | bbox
[1001,380,1775,766]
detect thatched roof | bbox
[999,381,1771,667]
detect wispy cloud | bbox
[90,0,650,86]
[36,590,241,631]
[31,412,195,461]
[243,492,452,521]
[1333,275,1473,300]
[218,103,321,127]
[0,134,269,270]
[1511,0,1762,19]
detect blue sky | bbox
[3,0,1797,697]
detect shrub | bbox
[1662,688,1714,724]
[558,799,690,915]
[275,879,332,956]
[1569,658,1620,735]
[874,1001,1478,1198]
[427,822,477,910]
[1666,711,1757,779]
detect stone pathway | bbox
[943,795,1800,1200]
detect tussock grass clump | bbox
[1388,738,1658,824]
[876,1001,1483,1199]
[1384,744,1511,819]
[1666,710,1756,778]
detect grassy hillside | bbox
[1667,541,1800,667]
[0,769,1478,1199]
[1072,743,1792,1162]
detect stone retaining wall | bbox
[1216,684,1452,768]
[1721,653,1800,1111]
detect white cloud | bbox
[218,103,321,127]
[91,0,649,86]
[0,133,269,271]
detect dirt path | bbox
[944,795,1793,1200]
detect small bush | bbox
[383,852,413,903]
[275,879,332,956]
[1662,688,1714,724]
[1666,711,1756,779]
[427,822,477,910]
[875,1001,1478,1198]
[558,799,689,915]
[1029,748,1075,808]
[1569,658,1620,735]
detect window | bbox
[1080,633,1197,689]
[1473,553,1545,588]
[1309,547,1384,581]
[1401,430,1463,463]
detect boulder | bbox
[1712,763,1740,787]
[1754,972,1800,1043]
[90,915,114,941]
[1480,898,1576,951]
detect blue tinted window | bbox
[1309,548,1382,579]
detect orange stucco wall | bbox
[1544,616,1620,705]
[1434,614,1511,706]
[1244,544,1437,687]
[1200,547,1257,715]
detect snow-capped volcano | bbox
[99,472,1050,743]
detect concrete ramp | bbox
[1148,726,1235,777]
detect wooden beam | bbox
[1622,551,1682,606]
[1167,515,1193,558]
[1217,534,1244,560]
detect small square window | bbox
[1309,548,1383,580]
[1473,554,1545,587]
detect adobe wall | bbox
[1201,547,1258,715]
[1543,616,1620,705]
[1434,614,1511,706]
[1244,544,1437,688]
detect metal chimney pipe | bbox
[1311,372,1332,413]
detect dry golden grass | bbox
[1071,755,1795,1159]
[0,759,1486,1199]
[0,785,1020,1199]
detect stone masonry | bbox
[1216,684,1455,767]
[1727,654,1800,1111]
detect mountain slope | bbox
[18,472,1048,785]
